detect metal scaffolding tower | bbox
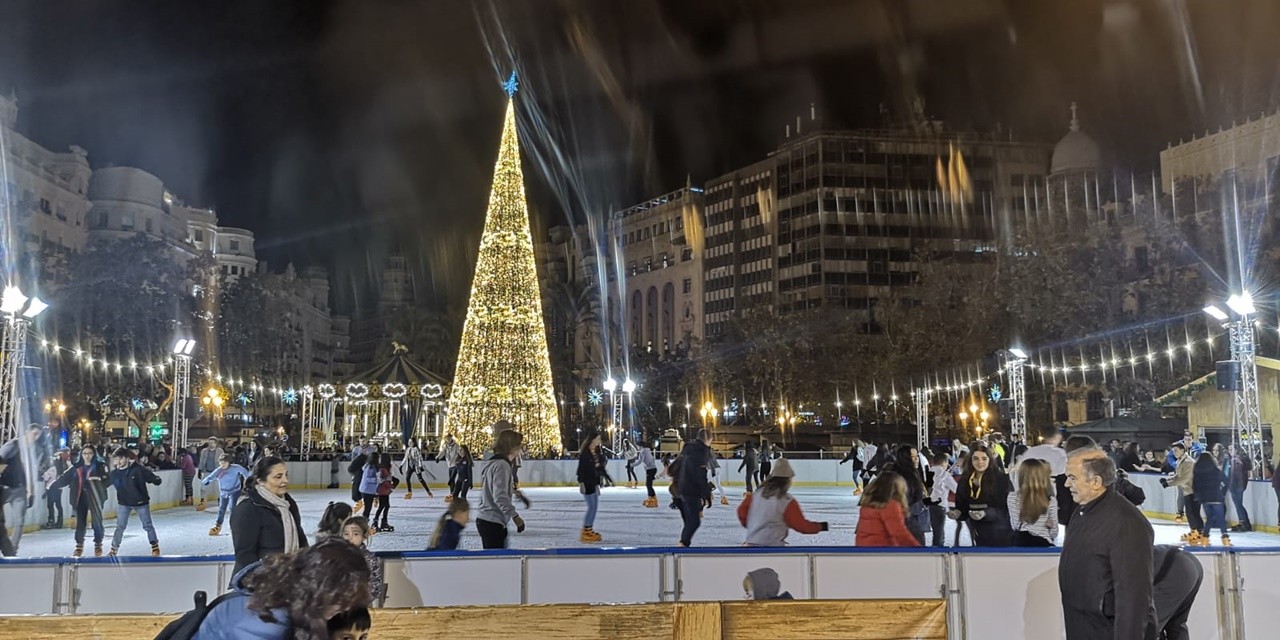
[1002,349,1028,443]
[1228,319,1265,477]
[0,316,29,443]
[914,388,930,452]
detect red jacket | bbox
[855,501,921,547]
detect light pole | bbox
[999,348,1029,443]
[171,339,195,448]
[1,285,48,442]
[1205,294,1265,477]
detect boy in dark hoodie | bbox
[108,447,162,556]
[743,568,794,600]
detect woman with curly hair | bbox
[193,539,372,639]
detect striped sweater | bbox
[1007,490,1059,544]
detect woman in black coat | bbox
[47,445,109,557]
[954,445,1012,547]
[230,456,308,576]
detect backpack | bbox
[347,454,368,476]
[153,590,240,640]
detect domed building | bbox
[1047,103,1106,221]
[1051,103,1102,177]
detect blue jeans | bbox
[1201,502,1228,537]
[1229,489,1251,528]
[215,490,239,526]
[582,490,599,527]
[112,504,158,549]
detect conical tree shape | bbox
[445,96,561,454]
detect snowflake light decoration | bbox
[587,388,604,406]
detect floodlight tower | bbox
[171,339,196,448]
[1205,294,1264,477]
[1,285,48,442]
[999,348,1029,443]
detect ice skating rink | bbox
[12,484,1278,557]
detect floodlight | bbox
[1226,293,1256,316]
[602,378,617,392]
[1203,305,1228,321]
[1,286,26,314]
[21,296,48,318]
[1008,348,1028,360]
[622,379,636,394]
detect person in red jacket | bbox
[856,471,921,547]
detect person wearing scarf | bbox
[231,456,308,576]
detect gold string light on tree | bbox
[445,73,562,454]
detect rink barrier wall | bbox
[1,546,1278,640]
[0,599,950,640]
[17,462,1279,535]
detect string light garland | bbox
[444,88,562,454]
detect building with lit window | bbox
[703,114,1051,335]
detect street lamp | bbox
[1205,292,1264,476]
[1,284,48,442]
[172,339,195,448]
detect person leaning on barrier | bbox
[1060,449,1157,640]
[1151,544,1202,640]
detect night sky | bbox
[1,0,1277,313]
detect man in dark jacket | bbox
[108,448,163,556]
[1152,545,1202,640]
[1060,435,1145,526]
[676,430,712,547]
[1060,449,1157,639]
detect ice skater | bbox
[758,440,774,486]
[739,441,758,494]
[437,433,461,502]
[675,430,713,547]
[640,440,659,508]
[107,448,163,556]
[623,439,640,488]
[201,454,250,536]
[49,445,109,557]
[399,438,435,500]
[840,440,866,495]
[451,446,474,501]
[576,431,604,543]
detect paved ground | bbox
[11,485,1278,557]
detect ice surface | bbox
[11,485,1277,557]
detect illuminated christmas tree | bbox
[445,75,562,454]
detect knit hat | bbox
[768,458,794,479]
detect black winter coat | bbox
[109,463,161,506]
[48,459,109,506]
[230,487,308,576]
[1191,459,1226,504]
[1059,488,1158,639]
[577,448,601,494]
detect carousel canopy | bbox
[347,351,450,388]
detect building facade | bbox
[1,92,93,287]
[703,118,1051,335]
[615,186,705,354]
[1160,108,1280,191]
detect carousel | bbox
[299,343,450,458]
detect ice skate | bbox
[643,496,659,508]
[196,499,207,512]
[209,525,221,536]
[354,499,364,512]
[73,544,83,557]
[107,547,118,557]
[1221,535,1232,547]
[579,527,602,543]
[1174,514,1185,524]
[720,495,730,506]
[404,491,413,500]
[94,543,103,557]
[444,495,453,504]
[150,543,161,557]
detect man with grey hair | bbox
[1060,448,1157,639]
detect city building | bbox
[703,108,1052,335]
[0,92,93,286]
[1159,107,1280,191]
[615,185,705,354]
